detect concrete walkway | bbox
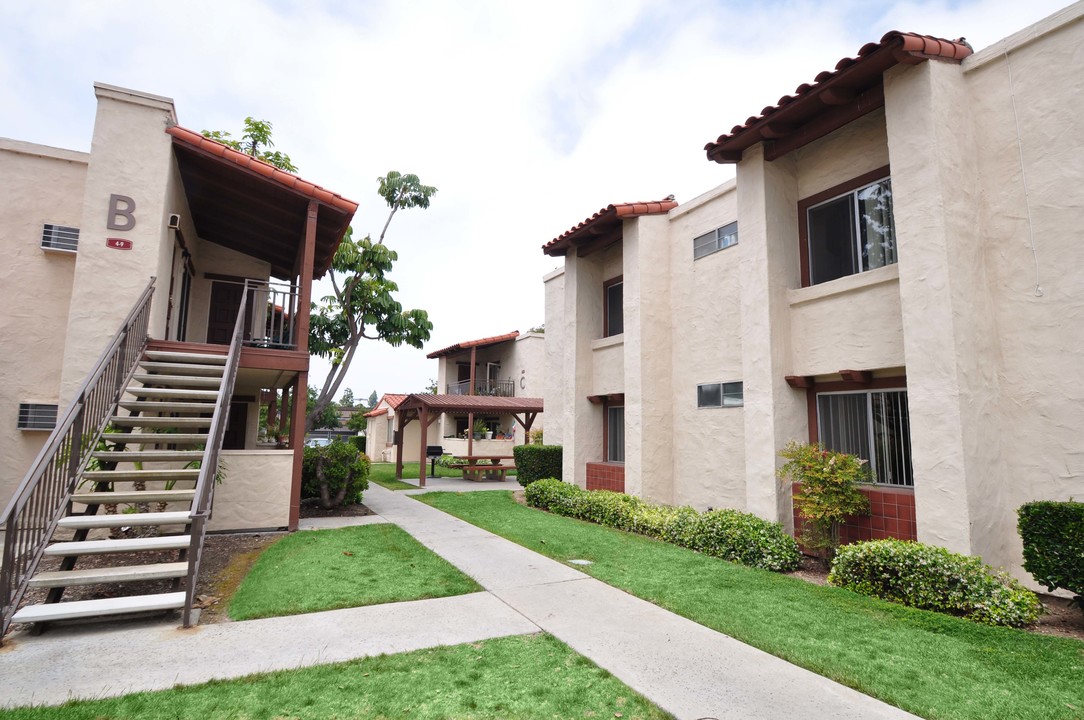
[0,483,919,719]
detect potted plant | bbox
[473,419,487,440]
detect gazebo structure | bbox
[393,394,543,487]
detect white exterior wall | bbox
[209,450,293,531]
[59,85,179,402]
[961,10,1084,580]
[667,182,746,510]
[543,267,565,446]
[0,140,87,509]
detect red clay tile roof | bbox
[704,31,973,164]
[426,331,520,359]
[166,125,359,215]
[542,199,678,257]
[364,393,409,417]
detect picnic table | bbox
[448,455,516,482]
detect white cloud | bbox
[0,0,1071,400]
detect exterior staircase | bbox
[9,350,227,629]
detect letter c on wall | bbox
[107,194,136,231]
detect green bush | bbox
[1018,500,1083,611]
[349,435,366,454]
[828,539,1042,627]
[302,441,371,509]
[524,479,801,572]
[512,444,562,486]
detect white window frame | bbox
[697,381,743,408]
[693,221,738,260]
[18,403,58,431]
[816,388,912,487]
[40,223,80,253]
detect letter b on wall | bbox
[107,194,136,231]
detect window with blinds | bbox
[817,390,912,486]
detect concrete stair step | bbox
[144,350,226,365]
[73,489,196,504]
[83,469,201,483]
[139,361,225,377]
[132,373,223,389]
[45,534,191,556]
[101,433,209,445]
[12,591,186,623]
[109,416,211,428]
[28,562,189,588]
[92,450,204,463]
[124,387,219,401]
[58,511,191,529]
[117,401,215,414]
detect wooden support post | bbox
[395,410,406,480]
[418,407,429,488]
[288,371,307,530]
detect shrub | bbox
[302,440,371,508]
[828,539,1042,627]
[524,479,800,572]
[778,441,870,560]
[349,435,366,454]
[1017,500,1083,613]
[513,444,562,486]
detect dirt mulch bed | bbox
[298,500,374,519]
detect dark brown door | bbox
[207,282,244,345]
[222,402,248,450]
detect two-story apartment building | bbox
[543,5,1084,585]
[364,330,546,462]
[1,83,356,533]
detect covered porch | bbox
[393,395,544,487]
[154,126,358,529]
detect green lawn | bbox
[228,524,480,620]
[369,461,464,490]
[0,634,671,719]
[416,490,1084,720]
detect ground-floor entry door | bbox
[207,281,245,345]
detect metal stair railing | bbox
[181,280,247,627]
[0,278,156,642]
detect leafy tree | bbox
[307,172,437,432]
[201,118,298,173]
[307,385,340,430]
[366,390,378,410]
[340,388,356,407]
[778,441,870,564]
[425,378,438,394]
[346,411,367,433]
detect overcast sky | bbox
[0,0,1069,403]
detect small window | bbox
[604,278,623,337]
[41,224,80,252]
[693,221,738,259]
[697,382,743,408]
[18,403,58,430]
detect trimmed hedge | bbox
[1018,500,1084,607]
[828,539,1042,627]
[512,444,562,486]
[524,479,801,572]
[302,441,371,508]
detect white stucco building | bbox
[543,6,1084,585]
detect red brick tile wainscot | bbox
[586,462,625,493]
[792,483,917,544]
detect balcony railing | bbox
[243,280,300,350]
[446,379,515,397]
